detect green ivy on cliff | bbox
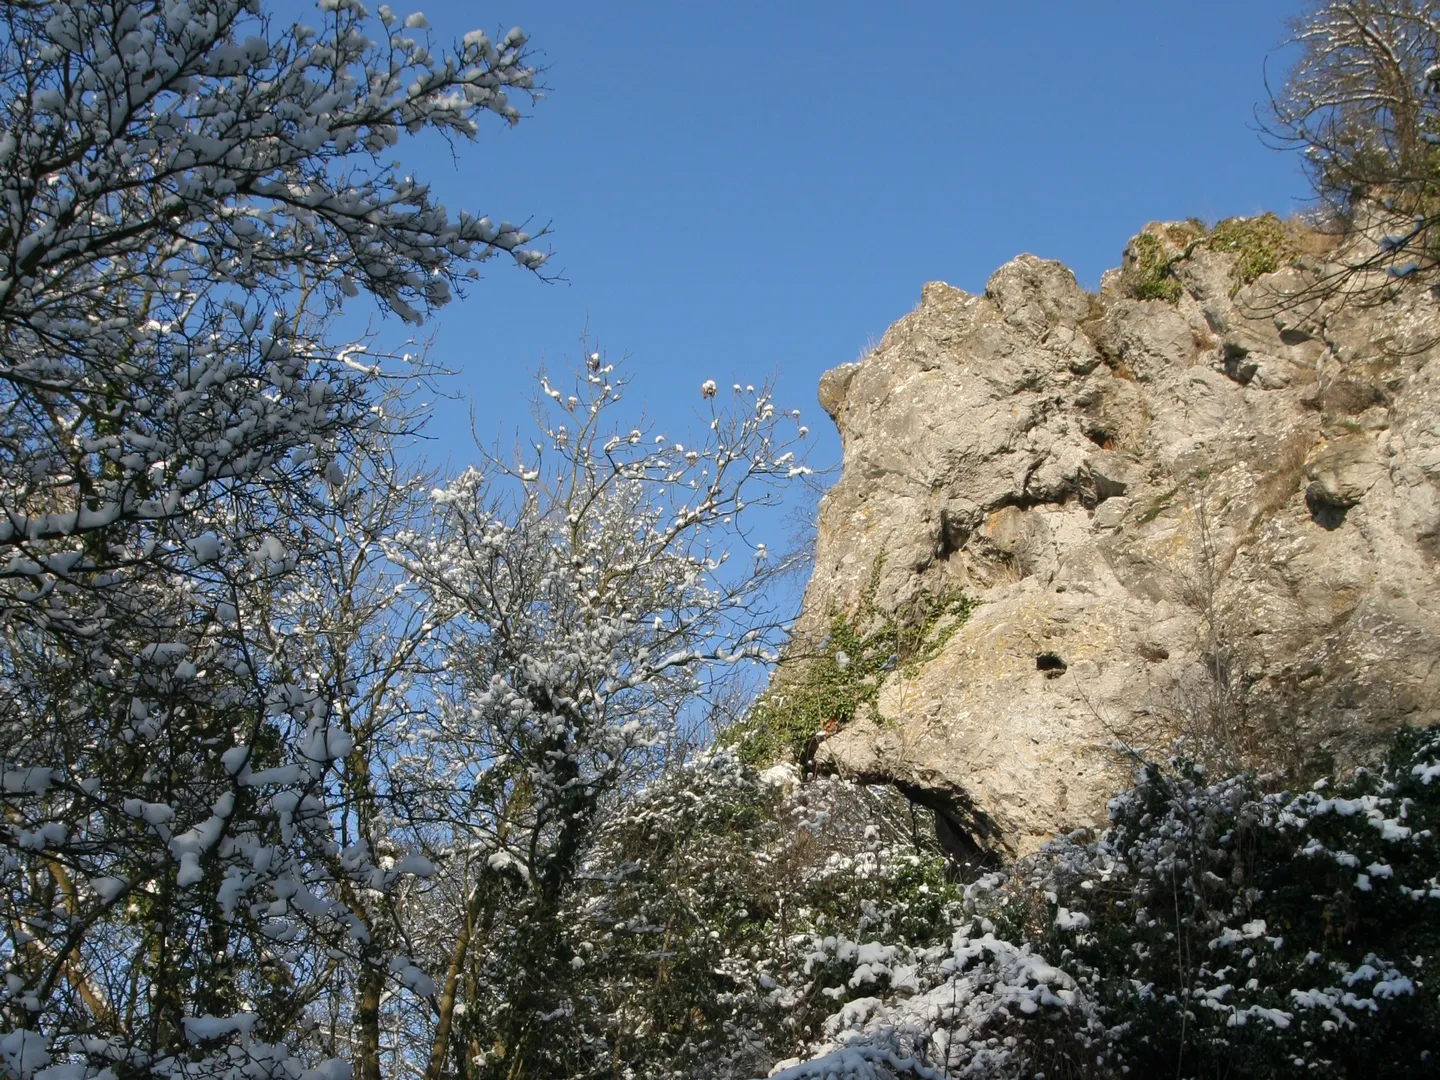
[724,556,975,767]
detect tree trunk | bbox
[354,964,384,1080]
[423,884,489,1080]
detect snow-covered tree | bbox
[0,3,546,1078]
[559,755,969,1080]
[383,359,810,1080]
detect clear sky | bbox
[382,0,1310,537]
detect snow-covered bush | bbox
[981,724,1440,1078]
[763,725,1440,1080]
[508,752,1090,1080]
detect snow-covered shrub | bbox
[770,928,1096,1080]
[522,755,986,1078]
[524,749,1108,1080]
[992,724,1440,1078]
[765,725,1440,1080]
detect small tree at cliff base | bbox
[383,356,810,1080]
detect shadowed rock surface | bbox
[797,222,1440,857]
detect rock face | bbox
[799,223,1440,857]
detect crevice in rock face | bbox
[1085,427,1116,450]
[1305,486,1350,530]
[1138,642,1170,663]
[1222,341,1258,385]
[821,756,1006,879]
[891,780,1004,881]
[1306,374,1389,416]
[934,508,969,561]
[1036,652,1068,677]
[993,486,1074,515]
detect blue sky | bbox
[385,0,1308,531]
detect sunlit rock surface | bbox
[800,223,1440,856]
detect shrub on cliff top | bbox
[1122,213,1298,302]
[1207,212,1294,286]
[1125,231,1187,302]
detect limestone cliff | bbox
[797,219,1440,857]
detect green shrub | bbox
[560,716,1440,1077]
[1124,231,1185,302]
[559,754,963,1079]
[1207,212,1294,288]
[992,724,1440,1078]
[1121,214,1296,305]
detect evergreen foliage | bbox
[779,723,1440,1078]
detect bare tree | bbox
[1267,1,1440,294]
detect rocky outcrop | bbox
[798,221,1440,857]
